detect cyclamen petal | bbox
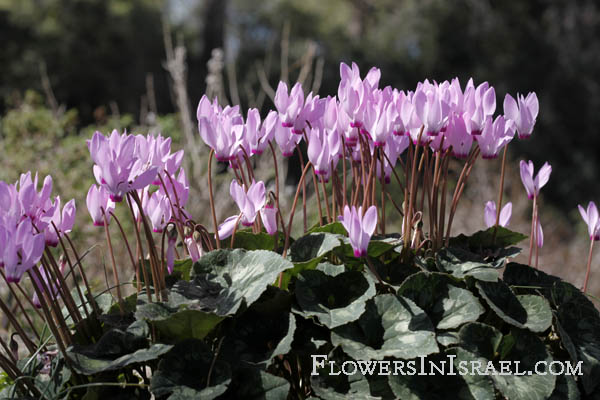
[260,205,278,235]
[338,205,378,258]
[484,201,497,228]
[578,201,600,241]
[520,160,551,200]
[217,215,240,239]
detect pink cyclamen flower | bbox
[274,82,305,128]
[43,197,76,247]
[338,205,378,258]
[484,201,512,228]
[86,184,116,226]
[536,220,544,248]
[307,128,336,181]
[578,201,600,241]
[185,231,204,263]
[2,219,45,283]
[145,191,172,233]
[88,130,158,202]
[477,115,515,159]
[519,160,552,200]
[503,92,539,139]
[217,180,266,239]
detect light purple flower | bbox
[477,115,515,159]
[145,191,172,233]
[484,201,512,228]
[503,92,539,139]
[217,180,266,239]
[307,128,339,182]
[2,219,45,283]
[274,82,305,128]
[464,82,496,135]
[86,184,115,226]
[158,168,189,221]
[260,204,278,235]
[338,205,378,258]
[536,220,544,248]
[185,231,204,263]
[519,160,552,200]
[88,130,158,202]
[445,113,473,159]
[43,197,76,247]
[578,201,600,241]
[413,88,445,137]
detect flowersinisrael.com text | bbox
[311,355,583,377]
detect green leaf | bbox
[436,248,499,282]
[476,281,552,332]
[366,256,421,288]
[553,284,600,395]
[437,331,460,347]
[331,294,438,360]
[67,343,173,375]
[491,329,556,400]
[457,322,503,360]
[549,374,580,400]
[294,263,376,328]
[221,311,296,367]
[444,347,496,400]
[188,249,293,315]
[450,226,527,249]
[308,221,347,235]
[503,262,560,297]
[310,347,388,400]
[397,272,484,330]
[388,349,496,400]
[150,339,230,400]
[288,233,343,264]
[227,230,282,251]
[281,233,343,289]
[226,368,290,399]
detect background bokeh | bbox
[1,0,599,304]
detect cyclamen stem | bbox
[102,208,124,313]
[126,195,156,302]
[131,191,166,300]
[109,210,143,294]
[230,213,244,248]
[528,195,538,266]
[0,268,44,321]
[405,127,424,250]
[268,141,283,226]
[63,232,100,315]
[493,145,509,243]
[583,239,595,293]
[294,143,309,232]
[282,161,313,258]
[51,222,90,321]
[207,149,221,249]
[380,150,386,235]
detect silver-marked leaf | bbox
[476,281,552,332]
[331,294,438,360]
[397,272,484,330]
[294,263,376,328]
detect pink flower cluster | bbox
[0,173,75,283]
[197,62,538,186]
[86,130,189,230]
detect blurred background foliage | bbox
[1,0,599,294]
